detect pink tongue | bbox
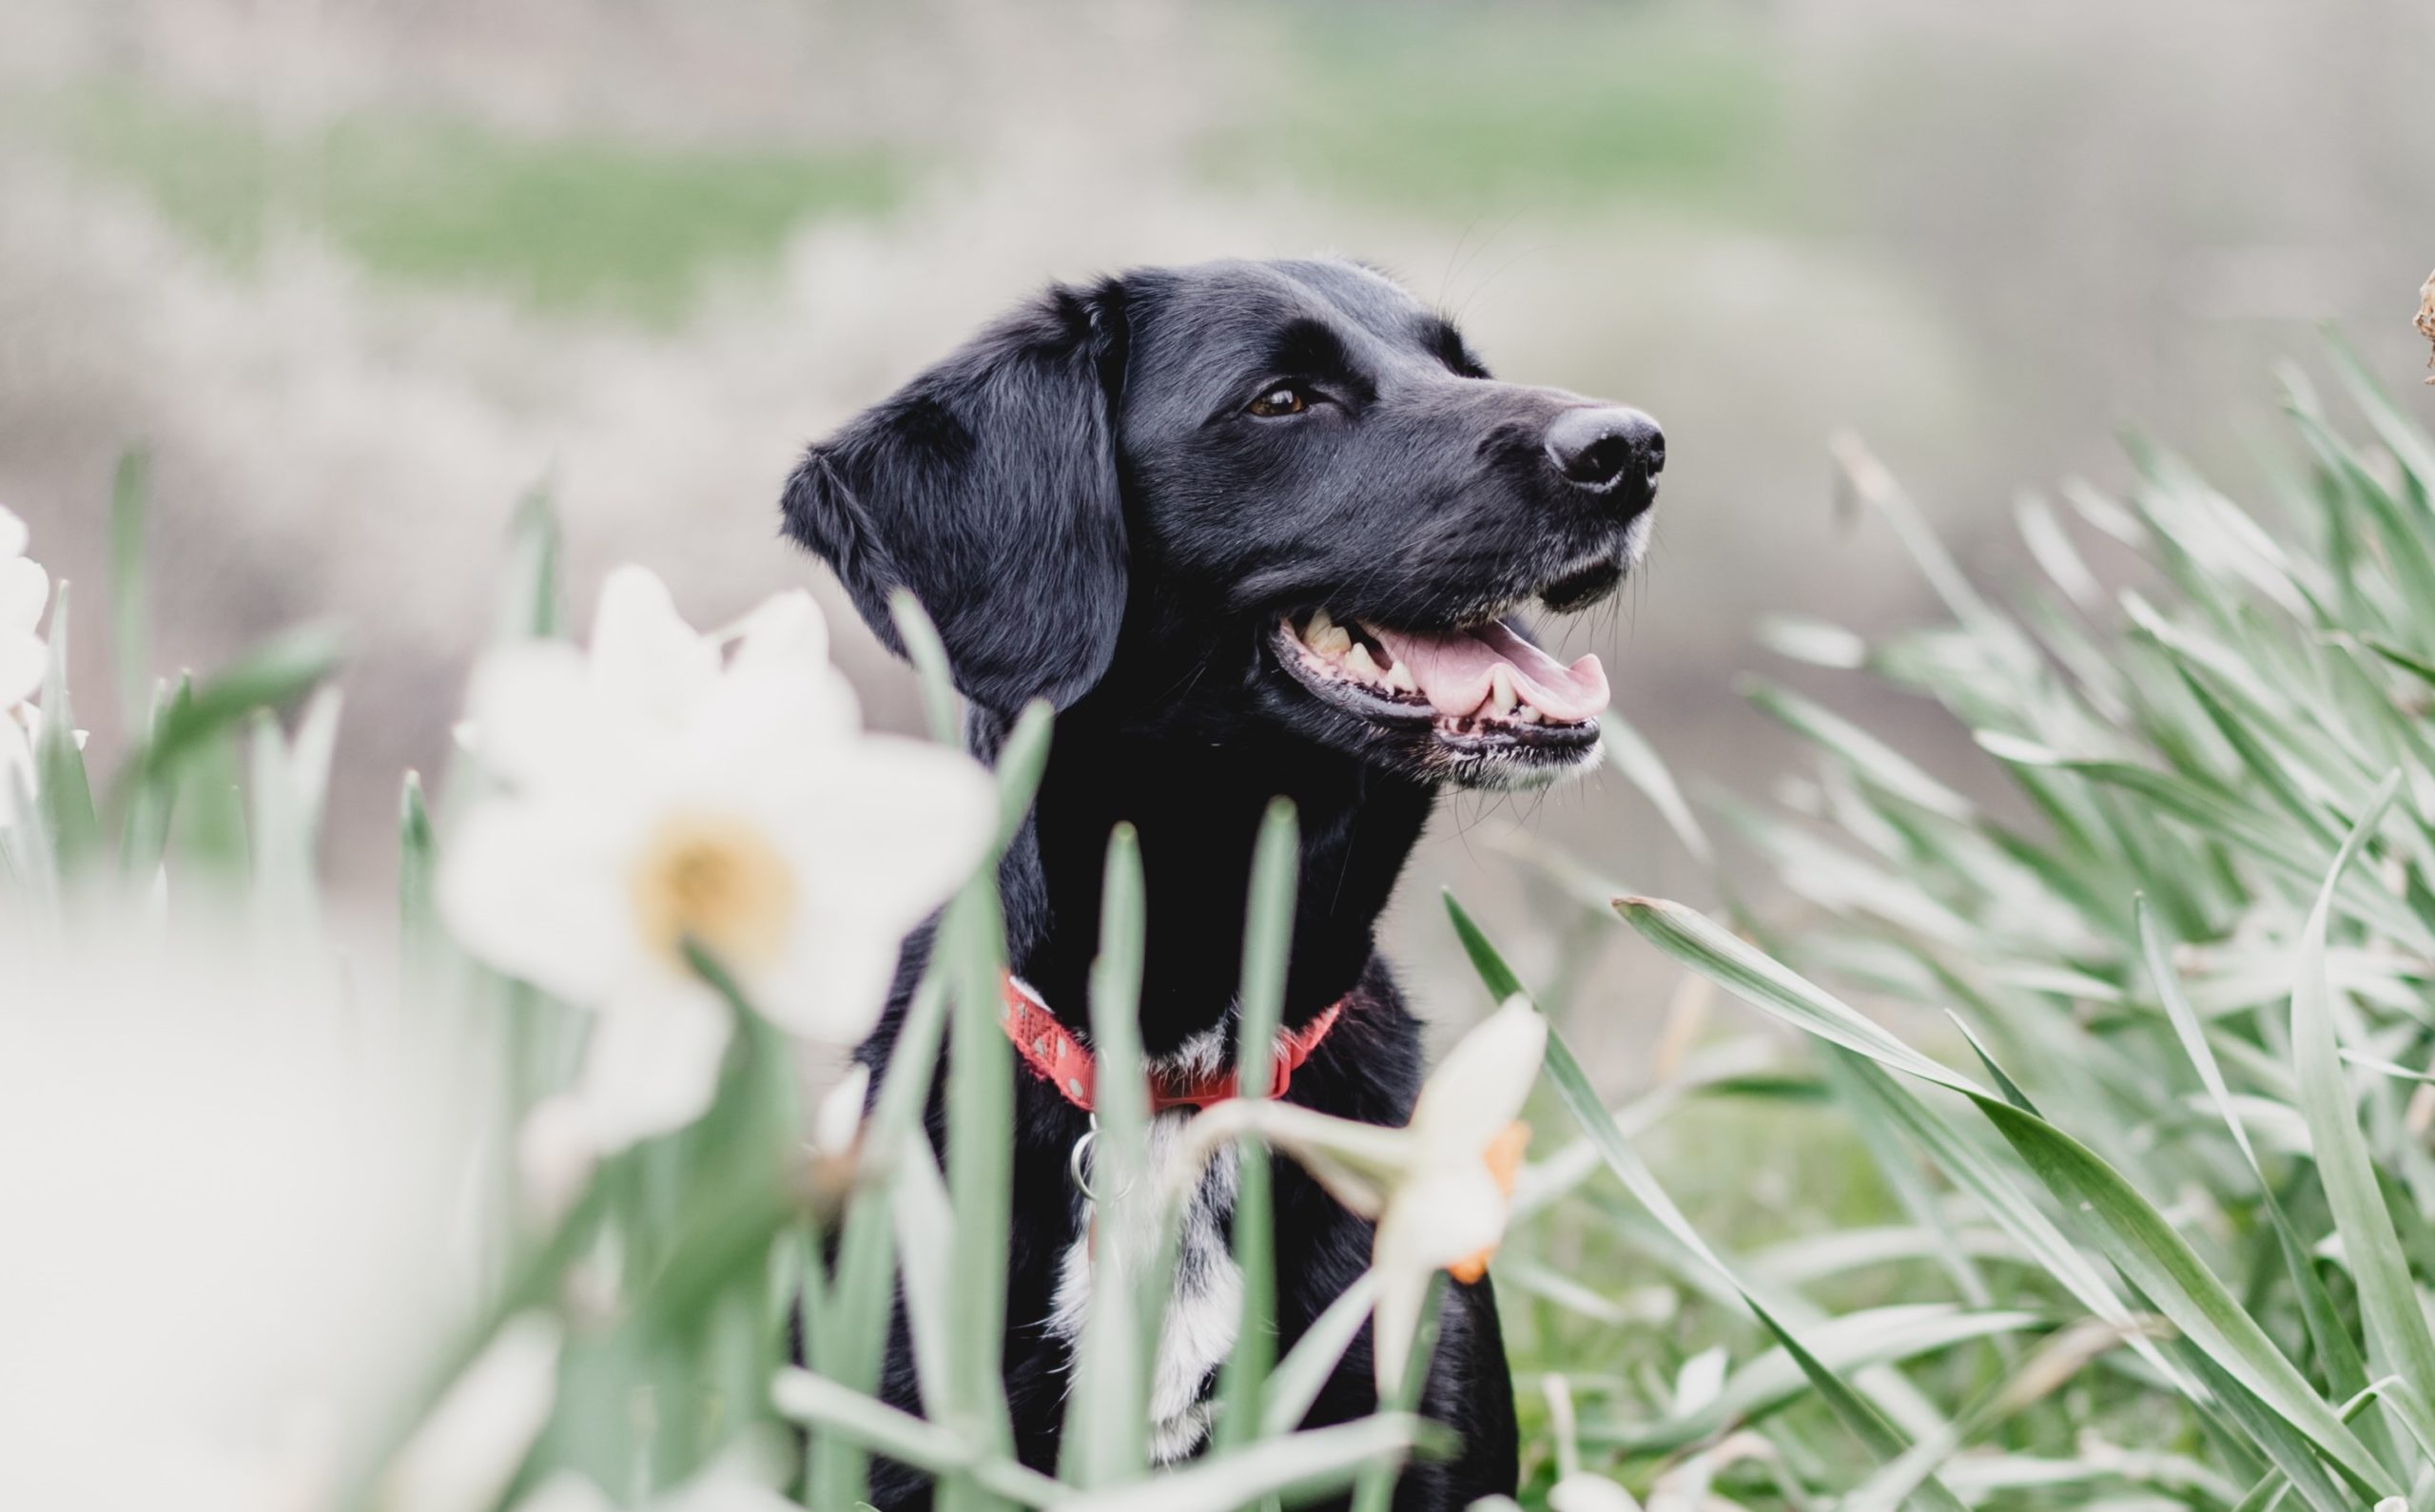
[1368,621,1610,724]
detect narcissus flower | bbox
[439,567,994,1153]
[1370,998,1545,1388]
[1178,996,1548,1393]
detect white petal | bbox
[590,566,718,724]
[753,912,900,1044]
[812,1063,871,1157]
[437,796,637,1005]
[0,554,49,634]
[799,737,998,918]
[461,641,609,789]
[0,716,33,829]
[1371,1252,1428,1399]
[748,738,995,1038]
[508,1471,614,1512]
[1371,1168,1510,1397]
[517,1095,599,1224]
[720,591,861,737]
[0,634,40,720]
[726,589,829,671]
[1376,1166,1508,1275]
[1549,1473,1646,1512]
[660,1467,805,1512]
[1409,997,1546,1162]
[0,504,24,561]
[575,987,734,1152]
[681,659,861,766]
[383,1311,562,1512]
[1210,1098,1409,1216]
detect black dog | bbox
[783,257,1662,1507]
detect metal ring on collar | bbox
[1067,1119,1136,1205]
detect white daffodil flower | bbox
[439,566,995,1154]
[1370,996,1545,1392]
[1177,996,1547,1394]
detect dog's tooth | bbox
[1385,660,1418,694]
[1344,643,1382,682]
[1304,607,1335,642]
[1312,623,1353,657]
[1488,665,1518,715]
[1512,704,1542,724]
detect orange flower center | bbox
[1448,1121,1530,1284]
[629,812,796,970]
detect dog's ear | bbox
[782,279,1130,713]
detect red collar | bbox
[1001,974,1344,1114]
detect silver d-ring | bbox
[1068,1125,1101,1201]
[1067,1116,1135,1205]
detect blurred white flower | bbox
[1548,1472,1646,1512]
[0,936,478,1512]
[382,1312,563,1512]
[0,504,52,831]
[811,1061,872,1160]
[516,1094,602,1225]
[1370,997,1543,1393]
[0,503,48,710]
[1178,997,1546,1394]
[0,712,31,833]
[440,566,995,1154]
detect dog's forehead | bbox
[1265,257,1431,331]
[1138,258,1441,367]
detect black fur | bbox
[787,281,1133,712]
[782,257,1661,1508]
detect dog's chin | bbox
[1263,613,1607,792]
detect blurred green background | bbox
[1,0,2429,1075]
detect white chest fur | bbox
[1044,1108,1243,1464]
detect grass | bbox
[16,339,2435,1508]
[1201,3,1786,223]
[7,477,1444,1507]
[35,8,1785,330]
[1484,342,2435,1507]
[37,81,905,324]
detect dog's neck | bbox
[978,704,1434,1059]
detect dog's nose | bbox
[1545,406,1665,494]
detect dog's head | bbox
[783,257,1662,788]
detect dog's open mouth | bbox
[1273,609,1607,751]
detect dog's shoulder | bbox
[1284,955,1426,1127]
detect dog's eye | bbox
[1246,383,1312,417]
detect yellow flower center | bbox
[629,812,797,970]
[1448,1121,1530,1284]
